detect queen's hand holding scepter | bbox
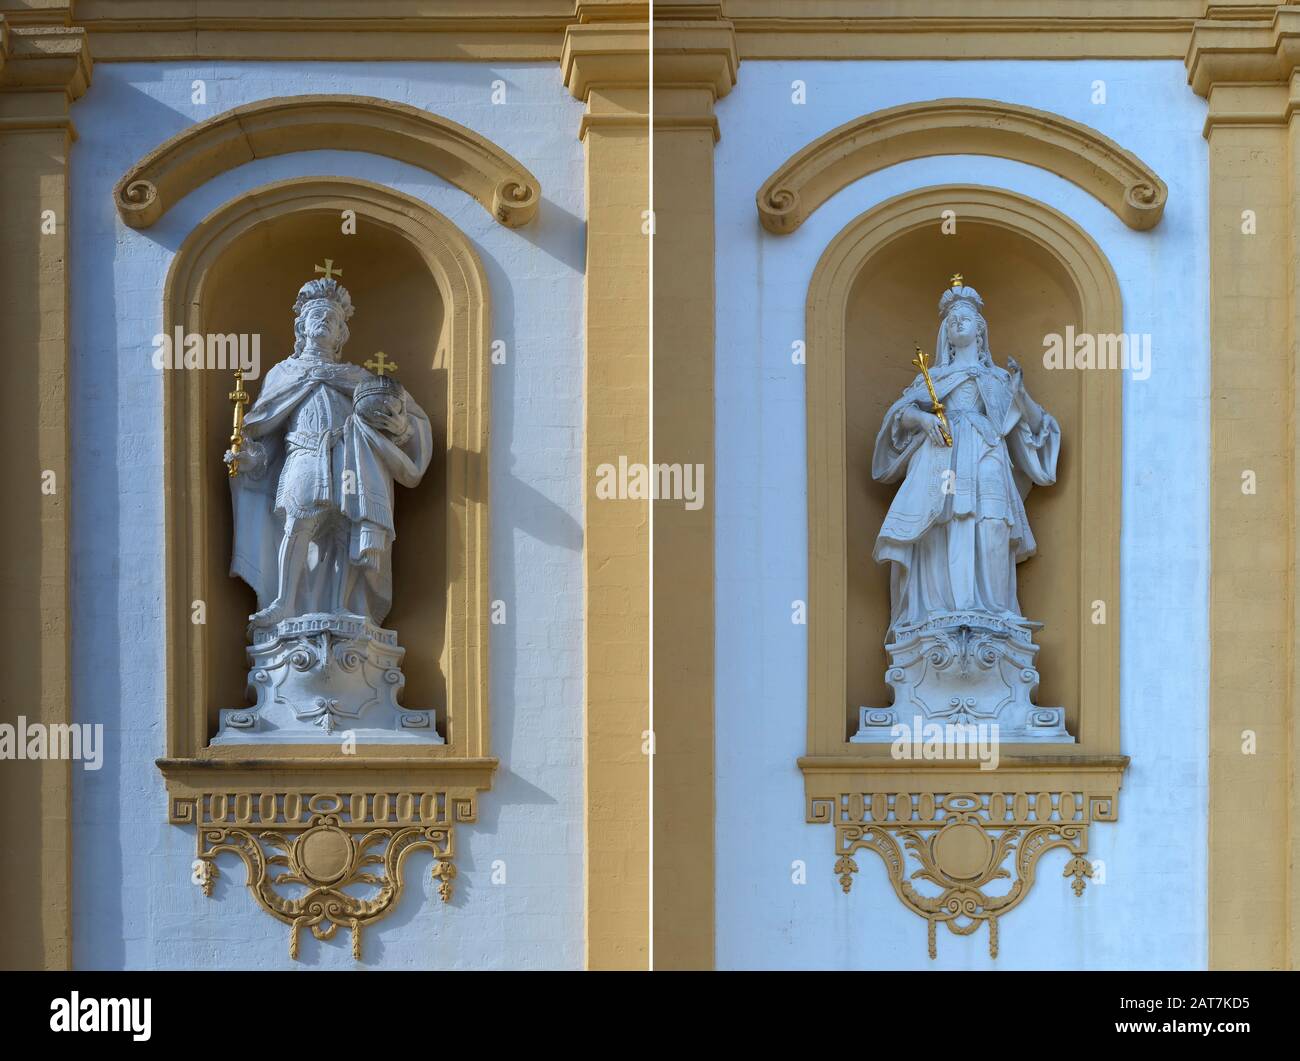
[910,343,953,447]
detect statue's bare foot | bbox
[249,602,286,627]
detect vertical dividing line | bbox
[647,0,656,972]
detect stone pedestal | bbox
[212,613,442,745]
[850,612,1072,743]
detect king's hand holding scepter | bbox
[226,368,249,477]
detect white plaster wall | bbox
[715,62,1210,969]
[70,63,586,969]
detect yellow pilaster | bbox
[650,5,735,971]
[1188,3,1300,969]
[563,1,651,970]
[0,12,90,970]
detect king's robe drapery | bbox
[871,360,1059,632]
[229,356,433,624]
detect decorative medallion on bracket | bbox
[170,786,477,960]
[806,770,1123,958]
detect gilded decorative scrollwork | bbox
[171,788,474,960]
[810,786,1117,959]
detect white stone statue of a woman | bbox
[853,279,1073,743]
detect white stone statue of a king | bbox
[213,275,442,744]
[852,278,1074,743]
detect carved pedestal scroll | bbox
[213,614,441,744]
[850,613,1071,744]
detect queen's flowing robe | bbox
[229,356,433,624]
[872,359,1059,632]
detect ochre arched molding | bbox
[156,177,495,958]
[756,98,1167,234]
[114,94,541,230]
[800,185,1129,959]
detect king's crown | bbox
[293,277,354,320]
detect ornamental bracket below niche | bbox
[803,758,1127,958]
[161,760,493,961]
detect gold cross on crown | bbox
[365,351,398,377]
[950,273,963,288]
[315,258,343,281]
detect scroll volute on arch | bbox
[756,98,1167,236]
[114,94,541,231]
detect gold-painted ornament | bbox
[911,343,953,447]
[226,368,249,477]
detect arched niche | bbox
[805,185,1122,758]
[162,177,491,763]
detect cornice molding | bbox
[731,17,1199,61]
[719,1,1216,60]
[722,0,1209,12]
[1187,6,1300,97]
[0,0,73,28]
[157,756,500,792]
[756,98,1168,235]
[798,756,1132,791]
[562,13,735,134]
[112,94,541,230]
[8,1,1243,63]
[562,21,649,99]
[0,21,90,98]
[576,0,650,20]
[652,19,737,100]
[53,1,576,61]
[714,2,1274,61]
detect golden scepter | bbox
[911,343,953,447]
[227,368,249,477]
